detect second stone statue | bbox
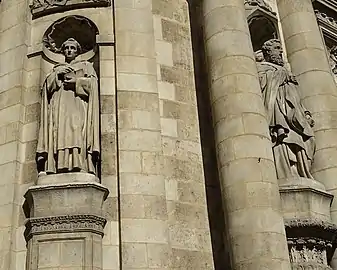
[36,38,100,176]
[257,39,316,180]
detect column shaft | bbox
[202,0,291,268]
[276,0,337,267]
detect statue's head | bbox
[262,39,284,66]
[61,38,82,62]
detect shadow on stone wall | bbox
[188,1,232,269]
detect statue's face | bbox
[267,42,284,66]
[63,41,78,61]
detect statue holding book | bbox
[36,38,100,175]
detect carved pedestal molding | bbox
[280,177,337,269]
[286,219,337,269]
[23,173,109,270]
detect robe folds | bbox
[37,60,100,174]
[257,61,315,180]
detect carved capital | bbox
[24,214,107,241]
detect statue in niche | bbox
[36,38,100,176]
[256,39,316,180]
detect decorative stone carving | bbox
[256,39,316,180]
[285,218,337,269]
[24,214,106,241]
[36,37,100,176]
[244,0,274,13]
[315,10,337,32]
[30,0,110,18]
[328,46,337,81]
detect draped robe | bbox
[37,60,100,174]
[257,61,315,180]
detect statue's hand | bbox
[56,66,74,77]
[63,76,76,89]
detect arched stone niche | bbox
[244,0,279,52]
[30,0,111,19]
[42,15,98,64]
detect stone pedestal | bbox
[280,178,337,269]
[23,173,109,270]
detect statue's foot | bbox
[38,171,47,177]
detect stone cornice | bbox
[285,218,337,234]
[24,182,109,200]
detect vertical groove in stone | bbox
[276,0,337,267]
[202,0,291,269]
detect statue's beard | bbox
[267,54,284,66]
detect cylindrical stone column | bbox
[202,0,291,269]
[276,0,337,267]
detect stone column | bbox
[276,0,337,267]
[202,0,291,269]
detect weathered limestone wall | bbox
[202,0,291,269]
[153,0,214,268]
[0,0,32,269]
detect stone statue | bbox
[36,38,100,175]
[256,39,315,180]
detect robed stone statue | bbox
[37,38,100,175]
[256,39,315,180]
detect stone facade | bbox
[2,0,337,269]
